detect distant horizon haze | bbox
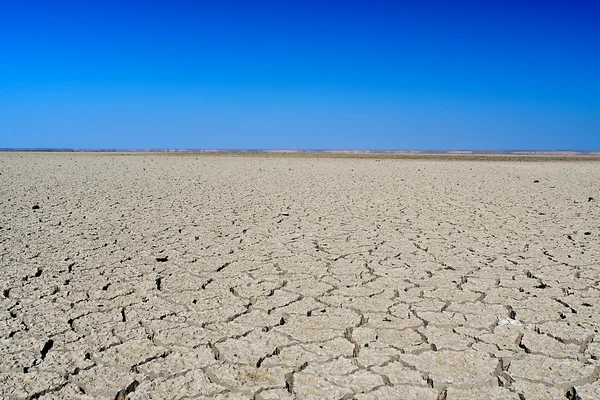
[1,148,598,155]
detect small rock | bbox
[589,197,594,202]
[155,256,168,262]
[32,205,40,210]
[584,232,591,236]
[533,180,539,183]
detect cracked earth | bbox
[1,152,599,399]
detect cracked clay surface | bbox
[1,153,599,399]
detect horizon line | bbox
[1,148,599,154]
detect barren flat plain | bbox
[1,152,600,400]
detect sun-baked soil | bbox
[1,152,599,399]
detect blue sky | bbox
[1,0,599,150]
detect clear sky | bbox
[1,0,599,150]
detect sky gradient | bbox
[1,0,599,150]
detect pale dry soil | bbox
[1,153,599,400]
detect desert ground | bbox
[1,152,599,399]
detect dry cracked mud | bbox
[1,152,599,399]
